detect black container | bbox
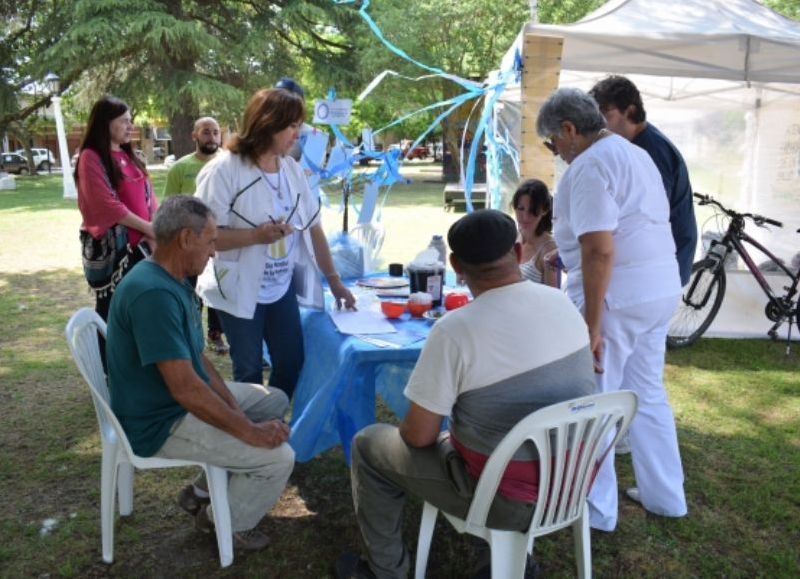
[388,263,404,277]
[407,265,445,306]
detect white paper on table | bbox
[329,309,397,335]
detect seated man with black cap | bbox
[336,209,596,579]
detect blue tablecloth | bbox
[289,308,430,462]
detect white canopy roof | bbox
[491,0,800,274]
[527,0,800,83]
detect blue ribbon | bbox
[322,1,519,214]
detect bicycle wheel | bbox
[667,260,727,348]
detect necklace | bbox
[259,164,291,215]
[262,167,282,193]
[593,128,610,145]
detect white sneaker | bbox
[626,487,641,503]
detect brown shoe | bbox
[207,331,229,354]
[178,484,210,517]
[195,504,215,534]
[234,528,271,551]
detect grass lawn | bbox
[0,169,798,577]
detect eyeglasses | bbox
[273,193,322,232]
[227,176,321,232]
[543,136,558,156]
[227,177,262,227]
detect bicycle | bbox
[667,193,800,350]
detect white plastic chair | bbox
[65,308,234,568]
[414,391,638,579]
[350,222,386,273]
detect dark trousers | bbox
[217,286,303,399]
[351,424,535,578]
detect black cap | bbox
[275,77,304,98]
[447,209,517,265]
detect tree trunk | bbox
[169,107,195,158]
[439,80,483,184]
[10,122,36,172]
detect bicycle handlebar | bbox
[693,193,783,228]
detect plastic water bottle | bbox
[428,235,447,265]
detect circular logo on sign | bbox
[315,102,330,120]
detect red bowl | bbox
[381,301,406,319]
[407,302,432,317]
[444,292,470,311]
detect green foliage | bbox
[349,0,527,130]
[1,0,799,155]
[764,0,800,19]
[537,0,606,23]
[2,0,364,154]
[0,0,75,130]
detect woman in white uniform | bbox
[195,88,355,399]
[536,87,687,531]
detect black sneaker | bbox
[178,484,210,517]
[335,552,377,579]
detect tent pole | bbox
[520,33,563,189]
[528,1,539,23]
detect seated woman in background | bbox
[511,178,559,287]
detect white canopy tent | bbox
[489,0,800,339]
[527,0,800,83]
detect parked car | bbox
[403,144,428,160]
[13,148,57,170]
[1,152,32,175]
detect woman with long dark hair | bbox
[195,88,355,399]
[75,96,157,328]
[510,178,558,287]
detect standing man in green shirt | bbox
[163,117,229,354]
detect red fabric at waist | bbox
[450,434,539,502]
[450,433,602,505]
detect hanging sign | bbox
[313,98,353,125]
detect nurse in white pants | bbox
[536,87,688,531]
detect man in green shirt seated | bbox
[163,117,229,355]
[106,195,294,552]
